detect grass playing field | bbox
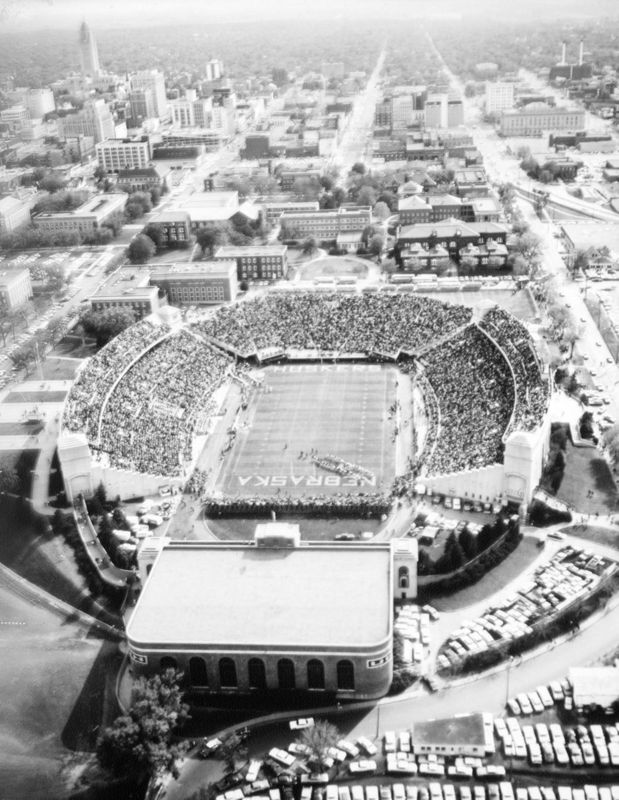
[216,363,397,497]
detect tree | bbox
[571,247,591,277]
[297,720,340,770]
[0,457,20,494]
[512,231,543,273]
[373,201,391,221]
[302,237,318,256]
[128,234,156,264]
[43,264,68,292]
[97,669,189,782]
[8,343,36,374]
[80,307,135,347]
[350,162,366,175]
[357,185,377,207]
[143,223,166,252]
[369,233,384,257]
[196,223,230,256]
[39,174,67,193]
[219,731,248,776]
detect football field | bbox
[216,363,397,497]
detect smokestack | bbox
[561,41,567,65]
[579,40,584,66]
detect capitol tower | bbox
[78,21,101,78]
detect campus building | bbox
[149,260,238,305]
[89,267,160,319]
[33,193,126,236]
[499,105,586,136]
[0,268,33,312]
[214,245,288,282]
[146,210,192,247]
[125,526,418,700]
[96,137,151,173]
[279,207,372,243]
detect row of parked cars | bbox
[507,679,573,716]
[495,718,619,769]
[394,605,439,664]
[217,781,619,800]
[439,546,615,670]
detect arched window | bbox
[160,655,177,673]
[307,659,325,690]
[189,656,208,686]
[398,566,410,589]
[277,658,296,690]
[248,658,267,690]
[337,659,355,691]
[219,657,237,688]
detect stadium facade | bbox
[125,526,418,700]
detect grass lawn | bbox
[51,336,96,359]
[561,523,619,549]
[0,582,122,800]
[4,390,67,403]
[0,496,120,627]
[556,441,618,514]
[0,421,44,436]
[430,535,541,612]
[216,363,396,498]
[39,357,83,381]
[0,448,39,496]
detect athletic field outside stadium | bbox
[215,363,399,498]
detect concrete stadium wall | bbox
[91,463,183,501]
[421,464,505,503]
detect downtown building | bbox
[95,136,151,173]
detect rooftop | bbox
[126,541,392,650]
[215,245,287,257]
[0,267,29,287]
[412,713,490,747]
[570,667,619,705]
[150,260,237,278]
[560,222,619,256]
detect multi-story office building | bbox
[58,99,116,143]
[161,130,222,151]
[499,104,586,136]
[149,260,237,306]
[89,268,160,319]
[9,87,55,118]
[169,91,212,129]
[96,136,151,173]
[447,95,464,127]
[130,70,168,121]
[485,82,515,115]
[78,21,101,77]
[279,207,372,243]
[0,105,30,133]
[205,59,223,82]
[424,94,446,128]
[214,245,288,282]
[0,196,31,235]
[0,268,32,312]
[34,193,126,236]
[128,88,156,125]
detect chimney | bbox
[561,41,567,65]
[579,40,584,66]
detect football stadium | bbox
[58,288,551,520]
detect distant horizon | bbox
[1,0,618,31]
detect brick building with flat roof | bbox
[33,193,126,235]
[214,244,288,282]
[90,267,160,319]
[126,528,418,700]
[149,260,237,305]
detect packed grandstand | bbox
[61,291,549,488]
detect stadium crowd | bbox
[63,318,169,438]
[193,292,472,357]
[422,326,514,475]
[96,330,232,475]
[479,307,549,433]
[204,492,391,518]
